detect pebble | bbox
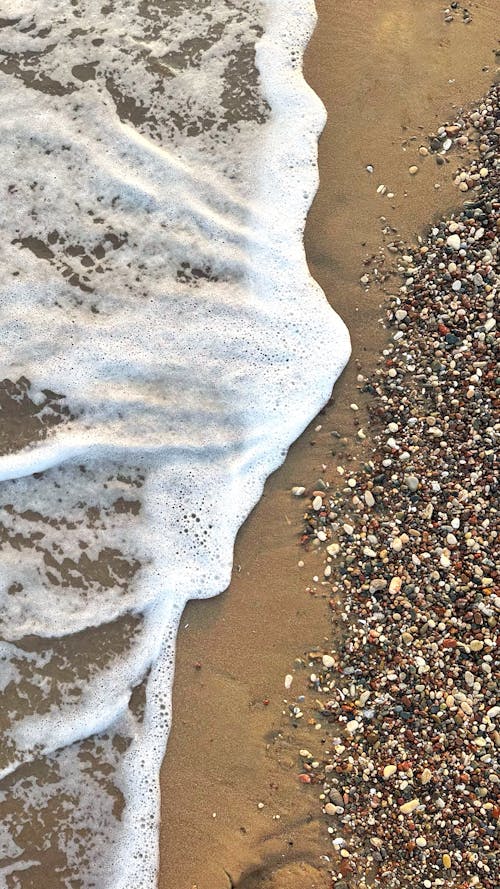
[409,165,419,175]
[312,495,323,511]
[326,543,340,556]
[291,486,306,496]
[446,233,461,250]
[322,654,335,669]
[364,490,375,507]
[400,799,420,815]
[383,764,397,780]
[284,674,293,690]
[405,475,419,491]
[389,577,401,594]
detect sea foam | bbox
[0,1,350,885]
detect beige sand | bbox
[159,1,498,887]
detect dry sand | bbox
[159,1,498,887]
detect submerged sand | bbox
[159,1,499,887]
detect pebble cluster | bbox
[292,85,499,888]
[443,3,472,26]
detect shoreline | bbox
[159,3,499,887]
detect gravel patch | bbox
[291,84,499,889]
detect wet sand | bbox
[159,2,498,887]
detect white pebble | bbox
[446,234,461,250]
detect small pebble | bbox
[446,233,461,250]
[400,799,420,815]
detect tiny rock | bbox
[420,768,432,785]
[446,233,461,250]
[400,799,420,815]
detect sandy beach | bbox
[0,1,497,886]
[159,2,498,887]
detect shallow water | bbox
[0,2,350,885]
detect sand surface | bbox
[159,2,498,887]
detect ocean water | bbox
[0,1,350,886]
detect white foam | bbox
[0,1,350,885]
